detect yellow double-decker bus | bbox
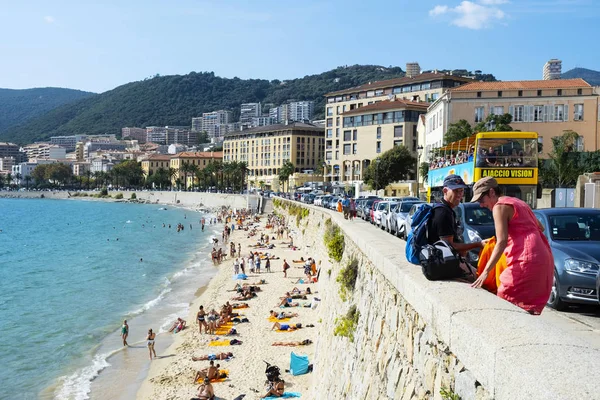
[427,131,540,207]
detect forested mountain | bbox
[562,67,600,86]
[1,65,495,145]
[0,87,94,136]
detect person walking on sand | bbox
[121,320,129,346]
[283,259,290,278]
[234,258,240,275]
[265,257,271,273]
[147,329,157,360]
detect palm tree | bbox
[6,173,12,187]
[168,168,177,191]
[188,164,199,189]
[180,161,191,191]
[213,160,224,190]
[93,171,102,189]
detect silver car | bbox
[391,201,425,238]
[403,203,434,240]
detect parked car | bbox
[403,203,434,238]
[391,200,425,238]
[313,195,324,206]
[533,208,600,310]
[329,197,341,210]
[321,195,333,208]
[455,203,495,263]
[372,201,390,227]
[369,199,383,223]
[360,198,380,221]
[381,201,400,232]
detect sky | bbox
[0,0,598,93]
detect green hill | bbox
[0,87,95,136]
[562,67,600,86]
[0,65,495,145]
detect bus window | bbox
[476,138,538,168]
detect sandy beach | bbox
[136,213,320,400]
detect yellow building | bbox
[323,72,472,185]
[222,122,324,191]
[169,151,223,187]
[140,154,172,178]
[440,78,600,154]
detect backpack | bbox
[419,240,476,281]
[405,204,441,264]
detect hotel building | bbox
[222,122,324,191]
[121,128,147,143]
[169,151,223,187]
[543,59,562,80]
[323,73,471,185]
[140,154,172,178]
[425,78,600,157]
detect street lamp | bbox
[415,145,424,199]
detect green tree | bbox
[419,162,429,184]
[475,113,514,133]
[31,165,48,185]
[540,130,583,188]
[46,163,73,186]
[444,119,474,144]
[188,163,199,189]
[112,160,144,188]
[24,175,32,190]
[278,160,295,192]
[363,146,416,190]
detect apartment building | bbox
[22,143,67,160]
[50,135,87,151]
[543,59,562,80]
[406,62,421,78]
[140,154,172,178]
[146,126,168,144]
[323,99,428,185]
[169,151,223,187]
[222,122,324,191]
[323,73,471,182]
[240,103,261,128]
[288,101,314,122]
[0,142,26,163]
[200,110,233,138]
[121,128,147,143]
[72,162,91,177]
[426,78,600,156]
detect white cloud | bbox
[428,1,506,29]
[44,16,55,24]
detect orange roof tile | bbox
[450,78,590,92]
[144,154,172,161]
[325,73,473,97]
[341,99,429,116]
[175,151,223,159]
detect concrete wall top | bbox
[278,198,600,400]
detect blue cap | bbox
[443,174,467,190]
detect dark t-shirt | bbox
[427,200,459,244]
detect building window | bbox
[336,106,340,114]
[352,130,357,141]
[336,128,340,137]
[376,142,381,153]
[326,118,333,127]
[335,151,339,160]
[375,89,384,96]
[557,89,562,96]
[352,144,357,154]
[492,106,504,115]
[343,144,351,155]
[537,90,542,96]
[343,130,352,141]
[336,117,340,126]
[513,105,524,122]
[325,151,332,160]
[394,125,403,138]
[327,107,333,116]
[376,127,381,139]
[518,90,523,97]
[498,91,503,97]
[473,107,483,123]
[342,105,347,112]
[326,129,332,138]
[533,105,544,122]
[366,90,375,97]
[477,92,482,98]
[576,137,584,151]
[574,104,584,121]
[393,140,403,147]
[553,104,565,121]
[578,88,583,95]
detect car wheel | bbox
[547,273,567,311]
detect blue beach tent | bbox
[289,352,309,376]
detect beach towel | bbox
[234,273,248,280]
[268,317,291,323]
[195,370,229,383]
[290,352,309,376]
[233,304,249,310]
[264,392,302,399]
[208,340,231,347]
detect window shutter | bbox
[525,105,531,122]
[564,104,569,122]
[551,104,556,122]
[509,105,514,120]
[543,105,548,122]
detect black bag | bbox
[419,240,476,281]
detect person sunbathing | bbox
[194,360,218,383]
[269,310,298,319]
[276,293,299,307]
[192,352,233,361]
[291,287,312,295]
[292,257,305,263]
[262,377,284,398]
[271,339,313,347]
[192,377,214,400]
[168,317,186,333]
[231,291,256,301]
[271,322,302,331]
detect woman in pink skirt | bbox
[471,177,554,314]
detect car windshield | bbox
[464,206,494,225]
[548,213,600,241]
[400,202,420,213]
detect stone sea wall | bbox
[274,199,600,400]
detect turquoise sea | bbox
[0,198,218,399]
